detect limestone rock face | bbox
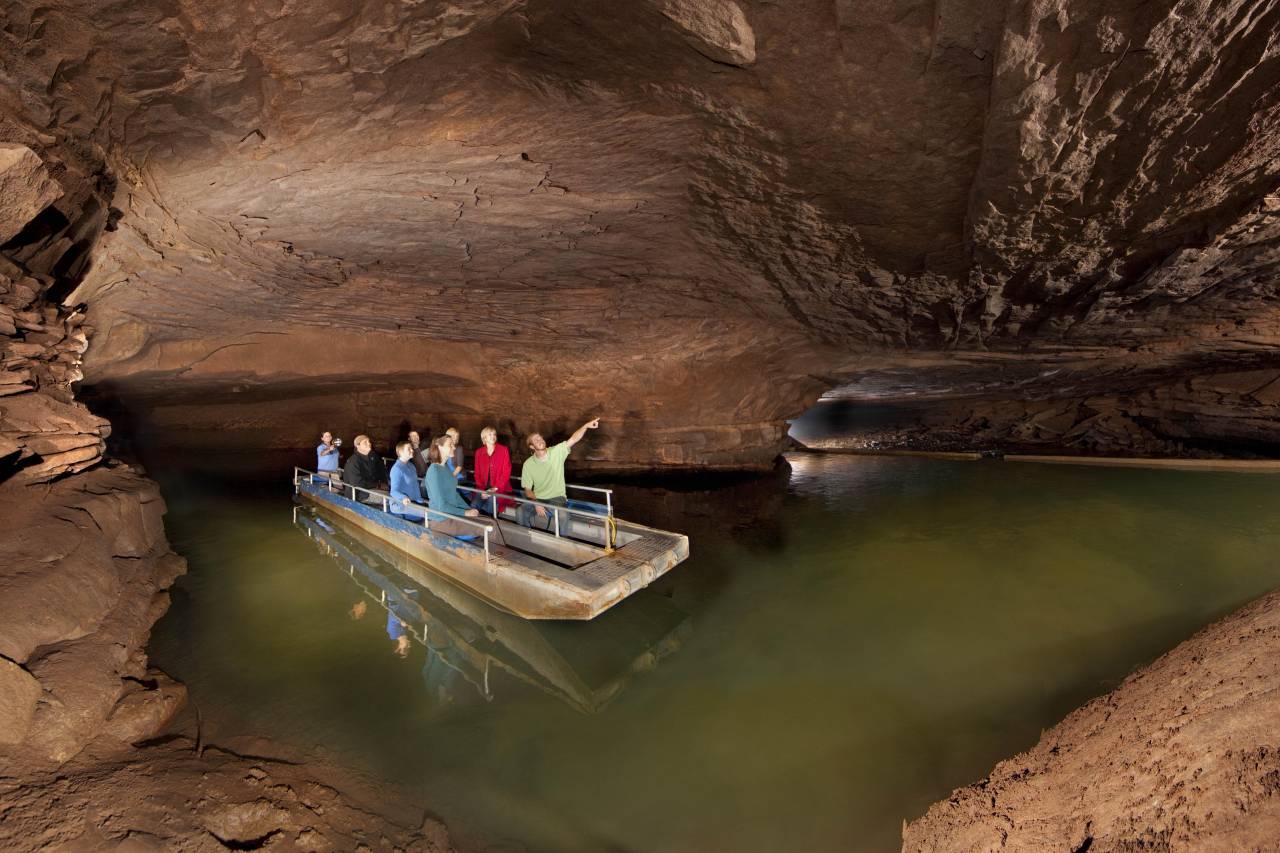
[0,0,1277,464]
[653,0,756,66]
[0,658,42,746]
[0,466,186,763]
[0,144,62,244]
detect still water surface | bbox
[150,454,1280,852]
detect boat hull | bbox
[295,478,688,620]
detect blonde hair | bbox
[480,426,496,441]
[445,427,460,440]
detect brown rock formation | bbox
[808,353,1280,458]
[0,736,454,851]
[0,0,1272,464]
[903,588,1280,851]
[0,143,62,245]
[0,466,183,760]
[0,106,447,851]
[0,1,1278,846]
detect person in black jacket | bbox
[407,430,429,478]
[342,434,386,501]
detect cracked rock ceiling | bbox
[2,0,1279,466]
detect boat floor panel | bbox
[577,531,685,583]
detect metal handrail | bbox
[454,483,612,540]
[566,483,613,516]
[455,483,608,520]
[294,467,493,562]
[378,456,615,514]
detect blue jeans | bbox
[469,491,497,515]
[518,495,568,533]
[390,501,428,523]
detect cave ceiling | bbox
[2,0,1279,462]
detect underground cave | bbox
[2,1,1280,850]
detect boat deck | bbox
[293,469,689,619]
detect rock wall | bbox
[0,149,109,481]
[0,466,185,762]
[0,135,188,765]
[809,374,1280,458]
[2,0,1275,464]
[82,326,816,470]
[0,109,458,853]
[903,588,1280,851]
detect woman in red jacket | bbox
[471,426,515,514]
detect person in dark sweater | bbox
[342,434,386,501]
[407,430,429,478]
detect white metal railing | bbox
[378,456,615,517]
[566,483,613,516]
[294,467,494,562]
[454,483,612,540]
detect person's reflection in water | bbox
[385,588,420,658]
[421,645,457,705]
[349,600,368,620]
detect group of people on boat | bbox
[313,418,600,532]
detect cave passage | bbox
[3,0,1280,847]
[147,453,1280,852]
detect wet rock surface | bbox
[903,588,1280,852]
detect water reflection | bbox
[150,456,1280,853]
[293,507,691,714]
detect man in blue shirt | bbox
[316,431,340,474]
[390,441,428,522]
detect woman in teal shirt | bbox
[426,436,480,518]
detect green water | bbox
[149,454,1280,852]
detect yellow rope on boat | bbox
[604,514,618,554]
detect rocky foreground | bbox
[0,736,451,852]
[0,463,455,852]
[903,589,1280,852]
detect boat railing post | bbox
[483,527,491,562]
[381,496,388,513]
[554,509,560,538]
[606,491,613,517]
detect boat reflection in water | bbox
[292,506,692,713]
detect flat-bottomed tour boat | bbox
[293,468,690,620]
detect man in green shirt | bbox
[519,417,600,531]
